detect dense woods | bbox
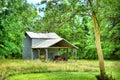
[0,0,120,60]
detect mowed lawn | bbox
[6,72,97,80]
[0,59,120,80]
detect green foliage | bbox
[35,0,120,60]
[0,0,120,60]
[100,0,120,60]
[0,0,38,58]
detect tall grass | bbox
[0,59,119,80]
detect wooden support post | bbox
[72,49,74,55]
[45,49,48,61]
[75,49,77,61]
[38,49,40,59]
[31,49,34,60]
[66,48,68,56]
[2,55,5,59]
[73,49,77,61]
[58,48,60,55]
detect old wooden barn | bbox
[23,32,78,60]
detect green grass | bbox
[0,59,119,80]
[6,72,98,80]
[6,71,120,80]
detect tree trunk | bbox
[92,16,106,78]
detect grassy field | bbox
[0,59,120,80]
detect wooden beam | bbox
[32,47,69,49]
[48,47,69,49]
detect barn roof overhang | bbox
[32,38,78,49]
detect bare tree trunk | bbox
[92,16,106,78]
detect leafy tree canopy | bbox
[0,0,38,58]
[36,0,120,60]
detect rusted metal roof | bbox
[26,32,61,38]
